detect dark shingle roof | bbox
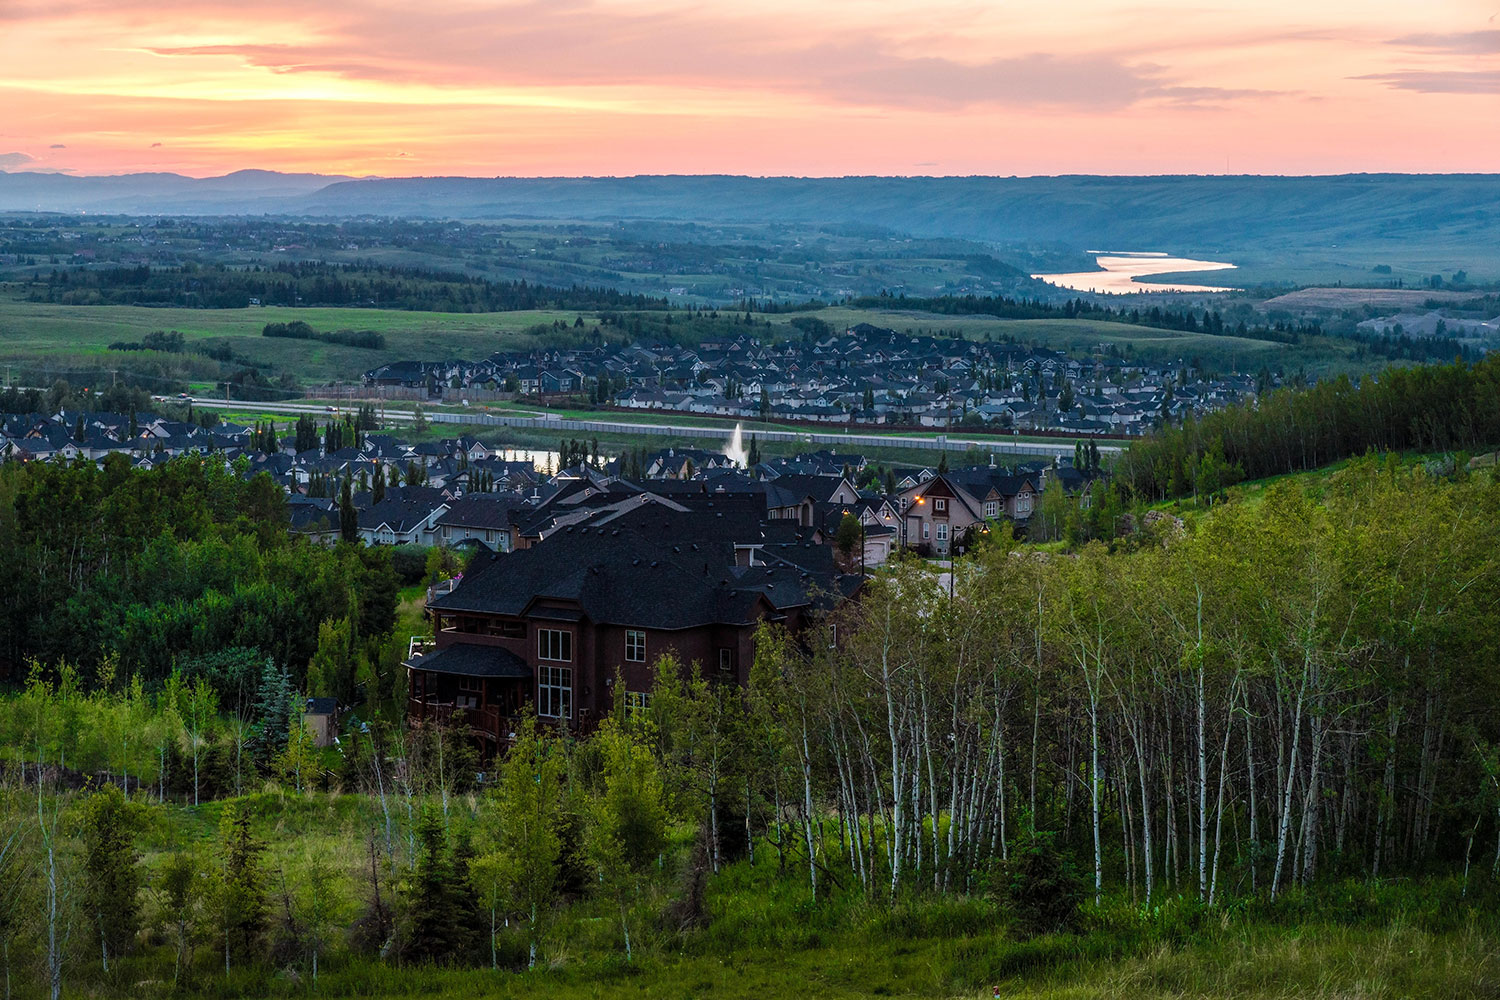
[405,644,532,678]
[437,495,522,530]
[432,510,853,630]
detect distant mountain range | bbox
[3,170,1498,257]
[0,168,352,214]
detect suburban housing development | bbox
[0,399,1102,752]
[362,324,1265,436]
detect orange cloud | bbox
[0,0,1495,177]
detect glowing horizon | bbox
[2,0,1497,179]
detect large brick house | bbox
[406,504,858,754]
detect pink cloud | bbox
[3,0,1499,176]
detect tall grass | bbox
[14,787,1500,999]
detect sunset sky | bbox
[2,0,1497,178]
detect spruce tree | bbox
[399,807,464,964]
[252,658,293,770]
[80,785,141,971]
[340,478,358,543]
[218,805,268,970]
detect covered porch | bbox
[404,643,533,756]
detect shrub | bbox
[389,545,429,584]
[989,832,1082,936]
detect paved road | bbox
[165,396,1125,459]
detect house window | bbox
[539,665,573,719]
[984,500,999,518]
[625,629,646,662]
[718,648,733,673]
[538,628,572,662]
[936,523,949,542]
[1017,493,1033,514]
[922,522,930,540]
[456,675,480,711]
[934,498,947,514]
[624,690,650,718]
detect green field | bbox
[0,295,579,385]
[0,292,1382,395]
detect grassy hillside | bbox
[6,174,1499,285]
[0,297,578,385]
[14,785,1499,1000]
[0,291,1385,392]
[290,175,1500,284]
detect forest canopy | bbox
[0,454,398,690]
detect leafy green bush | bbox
[988,832,1083,936]
[389,545,429,584]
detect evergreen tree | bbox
[159,851,201,984]
[340,478,358,543]
[294,413,318,452]
[79,785,142,971]
[252,658,292,769]
[399,807,465,964]
[217,804,268,971]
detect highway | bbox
[162,396,1125,459]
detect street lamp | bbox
[906,497,918,560]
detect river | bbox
[1032,251,1237,294]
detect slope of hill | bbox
[294,174,1500,252]
[5,171,1497,284]
[0,168,352,213]
[0,171,1493,249]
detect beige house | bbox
[899,475,986,556]
[898,472,1038,555]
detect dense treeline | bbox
[0,382,154,417]
[0,455,399,686]
[105,330,186,353]
[1120,354,1500,499]
[845,293,1321,343]
[26,261,667,313]
[837,293,1472,364]
[792,461,1499,904]
[0,459,1495,997]
[262,320,386,350]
